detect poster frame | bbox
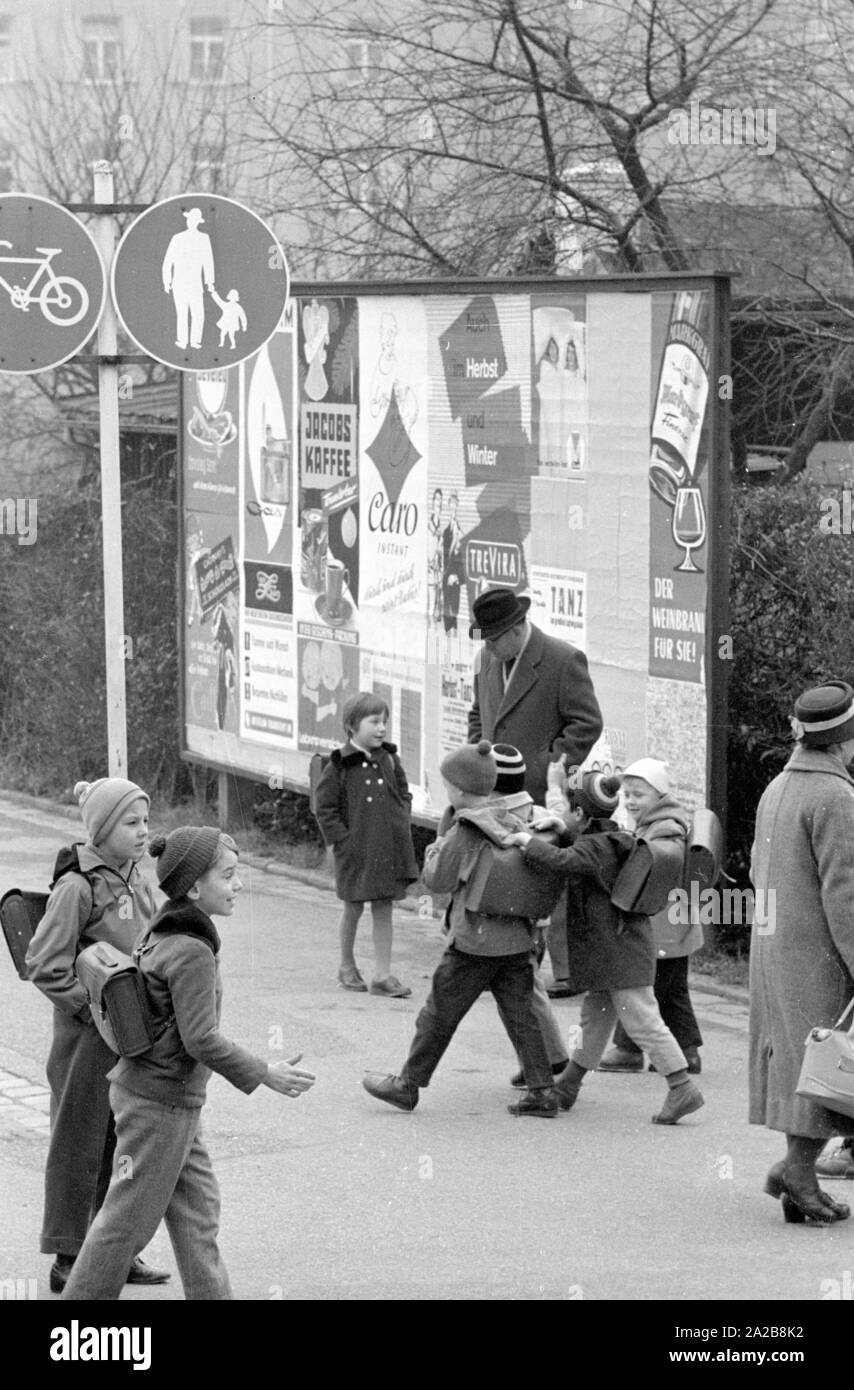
[178,270,731,834]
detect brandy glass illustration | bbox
[671,485,706,573]
[197,370,228,420]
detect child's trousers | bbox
[41,1009,116,1256]
[401,945,552,1089]
[63,1083,233,1301]
[611,956,702,1054]
[573,987,686,1076]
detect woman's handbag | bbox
[795,1000,854,1119]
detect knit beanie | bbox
[621,758,670,796]
[440,739,497,796]
[74,778,150,848]
[492,743,526,796]
[568,772,622,819]
[147,826,228,900]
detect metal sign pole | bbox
[92,161,127,776]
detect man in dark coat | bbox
[466,586,603,995]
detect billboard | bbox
[179,275,729,820]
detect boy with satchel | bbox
[362,740,559,1117]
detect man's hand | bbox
[505,831,532,848]
[264,1056,316,1098]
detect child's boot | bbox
[507,1086,558,1118]
[652,1072,704,1124]
[553,1060,586,1111]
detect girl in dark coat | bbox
[314,692,418,997]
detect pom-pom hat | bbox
[620,758,670,796]
[791,680,854,747]
[469,587,531,640]
[74,778,149,848]
[440,740,498,796]
[148,826,228,900]
[569,771,622,819]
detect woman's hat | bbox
[74,778,149,848]
[440,739,497,796]
[791,681,854,747]
[469,587,531,640]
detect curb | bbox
[0,786,81,821]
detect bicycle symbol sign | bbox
[0,194,105,374]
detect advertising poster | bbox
[359,297,429,658]
[180,279,726,819]
[531,292,589,473]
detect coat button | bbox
[377,778,383,785]
[366,796,373,803]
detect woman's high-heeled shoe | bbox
[764,1163,850,1224]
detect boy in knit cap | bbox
[509,762,703,1124]
[26,777,170,1293]
[363,740,559,1117]
[599,758,703,1075]
[63,825,316,1300]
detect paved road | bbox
[0,793,850,1307]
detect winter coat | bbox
[422,802,536,956]
[749,744,854,1138]
[633,795,699,960]
[523,819,654,990]
[26,844,157,1019]
[467,623,602,804]
[110,900,268,1109]
[314,740,418,902]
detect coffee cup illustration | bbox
[325,556,350,616]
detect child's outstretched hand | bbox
[264,1053,316,1099]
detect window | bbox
[191,142,225,191]
[82,17,120,82]
[0,139,13,191]
[0,16,12,83]
[190,18,225,82]
[341,39,381,86]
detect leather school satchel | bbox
[610,837,686,916]
[457,819,565,921]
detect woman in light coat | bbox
[749,680,854,1223]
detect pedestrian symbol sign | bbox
[112,194,290,372]
[0,194,106,373]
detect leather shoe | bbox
[49,1253,171,1293]
[815,1144,854,1179]
[509,1060,569,1089]
[545,980,574,998]
[338,966,367,992]
[651,1080,704,1124]
[126,1256,171,1285]
[765,1162,850,1223]
[369,976,412,998]
[363,1072,419,1111]
[598,1047,643,1073]
[507,1087,558,1118]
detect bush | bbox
[0,477,191,801]
[726,477,854,897]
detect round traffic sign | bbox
[0,193,106,374]
[112,193,290,372]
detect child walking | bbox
[598,759,704,1075]
[26,777,169,1293]
[314,691,418,997]
[62,826,315,1301]
[362,740,558,1117]
[511,765,704,1124]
